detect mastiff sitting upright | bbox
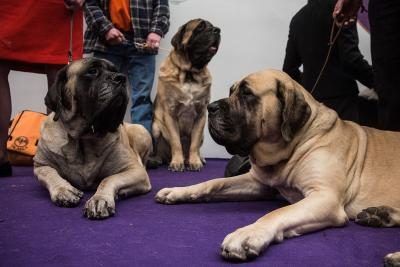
[34,58,152,220]
[152,18,221,172]
[156,69,400,264]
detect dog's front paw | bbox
[187,156,204,172]
[50,185,83,207]
[168,160,185,172]
[155,187,188,204]
[84,194,115,220]
[221,225,271,261]
[384,252,400,267]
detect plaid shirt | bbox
[83,0,170,54]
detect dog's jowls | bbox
[34,58,152,220]
[156,69,400,263]
[152,18,221,172]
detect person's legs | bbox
[373,59,400,131]
[0,60,12,176]
[358,97,378,127]
[322,95,360,123]
[127,53,155,134]
[369,0,400,131]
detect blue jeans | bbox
[93,42,155,134]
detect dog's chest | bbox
[253,166,304,204]
[56,152,104,189]
[46,140,114,190]
[179,82,205,107]
[176,82,208,122]
[276,186,304,204]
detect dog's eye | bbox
[229,85,236,96]
[87,68,98,76]
[196,22,206,32]
[241,87,253,97]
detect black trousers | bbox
[369,0,400,131]
[321,95,360,123]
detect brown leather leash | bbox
[310,21,343,95]
[68,10,74,64]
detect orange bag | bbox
[7,110,47,166]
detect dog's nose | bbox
[207,102,220,114]
[113,74,126,85]
[213,27,221,34]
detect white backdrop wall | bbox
[8,0,371,158]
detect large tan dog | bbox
[152,19,221,172]
[156,69,400,264]
[34,58,152,220]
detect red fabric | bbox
[0,0,83,65]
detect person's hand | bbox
[105,28,126,45]
[333,0,362,27]
[146,33,162,50]
[359,87,379,101]
[64,0,85,10]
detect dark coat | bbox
[283,0,374,101]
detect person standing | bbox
[83,0,170,134]
[334,0,400,131]
[283,0,374,123]
[0,0,84,177]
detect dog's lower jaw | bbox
[249,141,291,167]
[209,130,251,157]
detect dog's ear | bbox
[171,24,187,51]
[45,65,70,121]
[277,80,311,142]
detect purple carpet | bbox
[0,159,398,266]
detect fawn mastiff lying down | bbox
[34,58,152,220]
[156,69,400,265]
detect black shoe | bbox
[146,156,162,169]
[224,155,251,177]
[0,161,12,177]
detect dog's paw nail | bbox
[168,162,185,172]
[84,195,115,220]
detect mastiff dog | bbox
[34,58,152,220]
[152,18,221,172]
[156,69,400,264]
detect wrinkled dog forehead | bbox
[66,58,117,87]
[239,69,295,95]
[69,58,116,76]
[64,60,85,91]
[180,19,203,44]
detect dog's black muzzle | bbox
[208,99,253,156]
[88,73,128,135]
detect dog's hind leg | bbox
[126,124,152,166]
[355,205,400,266]
[355,206,400,227]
